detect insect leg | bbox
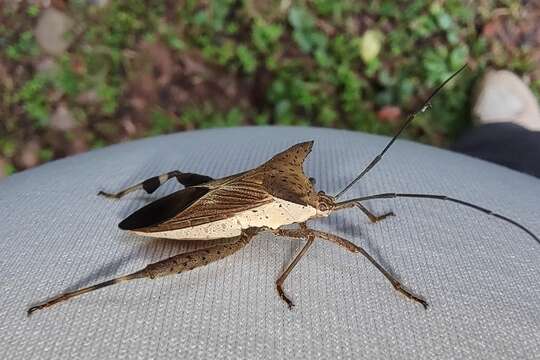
[350,241,428,309]
[274,223,358,308]
[27,229,259,315]
[274,227,359,253]
[333,201,395,223]
[141,229,257,279]
[312,230,427,308]
[98,171,213,199]
[275,234,315,309]
[274,225,427,308]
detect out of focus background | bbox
[1,1,539,176]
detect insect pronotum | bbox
[28,65,539,315]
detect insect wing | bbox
[118,187,210,230]
[130,176,274,233]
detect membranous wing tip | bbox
[118,187,209,230]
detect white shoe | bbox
[473,70,540,131]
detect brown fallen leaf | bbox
[482,20,499,39]
[377,105,402,123]
[139,42,173,87]
[0,157,7,179]
[50,103,76,131]
[17,140,41,169]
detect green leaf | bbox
[4,163,16,176]
[225,108,243,126]
[39,148,54,161]
[254,112,269,125]
[150,109,175,134]
[167,36,185,51]
[0,139,16,157]
[27,4,40,17]
[236,45,258,73]
[293,31,313,52]
[288,7,314,30]
[450,45,469,69]
[318,105,337,126]
[436,12,454,31]
[314,48,332,67]
[252,21,283,53]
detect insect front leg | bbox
[351,242,428,309]
[334,201,395,223]
[273,224,428,309]
[272,223,357,308]
[313,229,428,308]
[275,230,315,309]
[98,171,213,199]
[273,223,357,308]
[274,225,359,253]
[28,228,259,315]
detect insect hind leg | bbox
[28,229,259,315]
[98,171,213,199]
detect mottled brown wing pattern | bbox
[264,141,314,168]
[139,174,273,232]
[261,141,318,206]
[134,141,316,233]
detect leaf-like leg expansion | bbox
[98,171,213,199]
[276,234,314,309]
[27,228,259,315]
[334,201,394,223]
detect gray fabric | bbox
[1,126,539,359]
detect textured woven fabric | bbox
[1,127,539,359]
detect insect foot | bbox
[369,211,395,223]
[393,282,429,310]
[277,284,295,309]
[97,190,121,199]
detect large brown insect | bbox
[27,65,539,315]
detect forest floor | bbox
[1,1,539,176]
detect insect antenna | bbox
[335,193,540,245]
[334,64,468,199]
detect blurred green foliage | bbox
[0,1,538,175]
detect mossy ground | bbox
[1,1,539,175]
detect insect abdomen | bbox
[133,197,317,240]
